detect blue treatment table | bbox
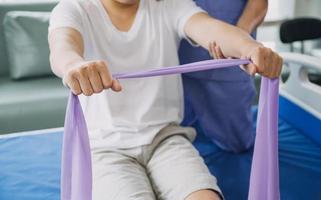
[1,96,321,200]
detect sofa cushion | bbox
[0,76,68,133]
[0,1,57,76]
[3,11,52,80]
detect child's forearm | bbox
[48,27,121,96]
[185,12,261,59]
[237,0,268,33]
[184,12,282,79]
[49,28,85,78]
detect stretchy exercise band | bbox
[61,58,280,200]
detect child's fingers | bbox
[88,66,104,93]
[276,56,283,77]
[97,61,113,89]
[248,47,265,75]
[67,76,82,95]
[239,55,256,76]
[242,63,257,76]
[249,46,283,78]
[63,60,118,96]
[77,68,94,96]
[269,53,283,78]
[111,79,122,92]
[264,48,274,77]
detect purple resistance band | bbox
[61,59,280,200]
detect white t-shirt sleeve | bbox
[164,0,206,40]
[48,0,84,34]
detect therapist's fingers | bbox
[214,43,225,59]
[209,42,218,59]
[208,42,214,58]
[209,42,225,59]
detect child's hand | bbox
[63,60,122,96]
[209,42,283,79]
[241,44,283,78]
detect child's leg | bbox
[92,149,156,200]
[146,134,223,200]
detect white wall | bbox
[257,0,295,50]
[295,0,321,18]
[257,0,321,52]
[265,0,295,21]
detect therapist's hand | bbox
[63,60,122,96]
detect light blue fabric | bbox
[179,0,256,152]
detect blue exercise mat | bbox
[0,97,321,200]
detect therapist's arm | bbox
[237,0,268,33]
[184,12,282,78]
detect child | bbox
[48,0,282,199]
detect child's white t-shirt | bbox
[49,0,204,149]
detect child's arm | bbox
[184,12,282,78]
[48,28,121,96]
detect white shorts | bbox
[91,125,222,200]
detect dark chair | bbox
[280,17,321,53]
